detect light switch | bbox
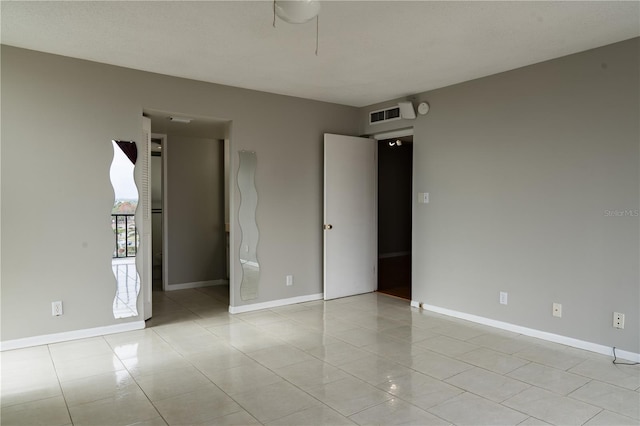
[418,192,429,204]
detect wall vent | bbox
[369,106,401,125]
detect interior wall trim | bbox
[411,301,640,363]
[229,293,323,314]
[0,320,145,352]
[166,279,228,291]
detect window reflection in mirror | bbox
[110,140,140,318]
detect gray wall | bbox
[0,45,359,341]
[166,136,225,286]
[362,38,639,353]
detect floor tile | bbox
[0,345,52,364]
[514,344,585,371]
[0,395,71,426]
[278,330,342,351]
[184,347,254,375]
[349,398,449,425]
[583,409,639,426]
[445,367,531,402]
[0,380,63,408]
[428,392,528,425]
[120,350,191,377]
[153,383,242,425]
[338,354,414,385]
[274,358,349,390]
[246,344,317,369]
[503,386,602,425]
[569,380,640,420]
[236,310,286,326]
[569,358,640,390]
[379,324,439,343]
[331,327,388,347]
[203,361,283,395]
[49,337,113,363]
[416,335,479,357]
[407,350,474,380]
[375,370,462,410]
[306,341,372,366]
[456,347,530,375]
[507,362,591,395]
[193,409,261,425]
[60,369,139,406]
[125,417,168,426]
[307,376,393,416]
[467,332,532,355]
[54,352,126,382]
[428,323,487,341]
[266,405,355,425]
[68,389,160,426]
[135,366,213,401]
[232,380,321,423]
[517,417,552,425]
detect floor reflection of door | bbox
[112,257,140,318]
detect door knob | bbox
[323,224,333,230]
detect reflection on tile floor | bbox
[112,257,139,319]
[2,288,639,425]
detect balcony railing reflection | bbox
[112,214,138,258]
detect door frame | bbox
[371,127,414,299]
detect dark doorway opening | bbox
[377,136,412,300]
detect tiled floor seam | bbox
[46,343,76,426]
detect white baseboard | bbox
[229,293,323,314]
[0,320,146,352]
[166,279,228,291]
[378,251,411,259]
[411,301,640,363]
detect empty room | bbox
[1,1,638,425]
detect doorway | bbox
[377,136,412,300]
[143,111,231,319]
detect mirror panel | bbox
[110,140,140,318]
[238,150,259,300]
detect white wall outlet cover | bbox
[499,292,508,305]
[552,303,562,317]
[613,312,625,329]
[52,301,63,316]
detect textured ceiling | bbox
[2,1,638,107]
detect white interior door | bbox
[324,133,377,300]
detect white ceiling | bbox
[2,1,638,107]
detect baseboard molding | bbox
[411,301,640,363]
[0,320,146,352]
[166,279,228,291]
[229,293,324,314]
[378,251,411,259]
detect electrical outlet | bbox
[499,292,508,305]
[613,312,625,329]
[286,275,293,286]
[52,301,63,316]
[552,303,562,318]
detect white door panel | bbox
[324,134,377,300]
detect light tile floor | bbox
[2,288,639,425]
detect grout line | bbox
[47,344,74,425]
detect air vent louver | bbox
[369,106,401,125]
